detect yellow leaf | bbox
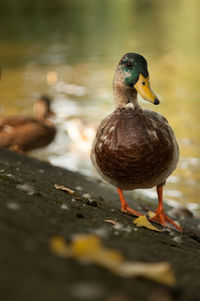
[133,215,161,232]
[49,234,175,286]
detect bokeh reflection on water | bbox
[0,0,200,214]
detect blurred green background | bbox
[0,0,200,213]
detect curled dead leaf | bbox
[54,184,75,195]
[104,219,119,225]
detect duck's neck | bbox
[34,103,50,121]
[113,83,140,109]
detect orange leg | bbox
[150,185,182,232]
[117,188,142,216]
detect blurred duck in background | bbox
[0,95,56,153]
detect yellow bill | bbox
[134,74,160,105]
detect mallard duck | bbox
[91,53,182,231]
[0,95,56,152]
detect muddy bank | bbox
[0,147,200,301]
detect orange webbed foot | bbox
[150,211,182,232]
[150,185,183,232]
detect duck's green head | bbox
[115,53,160,105]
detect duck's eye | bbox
[142,81,145,85]
[125,62,132,68]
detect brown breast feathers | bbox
[93,107,179,190]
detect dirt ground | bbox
[0,147,200,301]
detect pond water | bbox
[0,0,200,214]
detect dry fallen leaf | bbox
[115,262,175,285]
[50,234,175,286]
[54,184,75,195]
[104,219,119,225]
[134,215,161,232]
